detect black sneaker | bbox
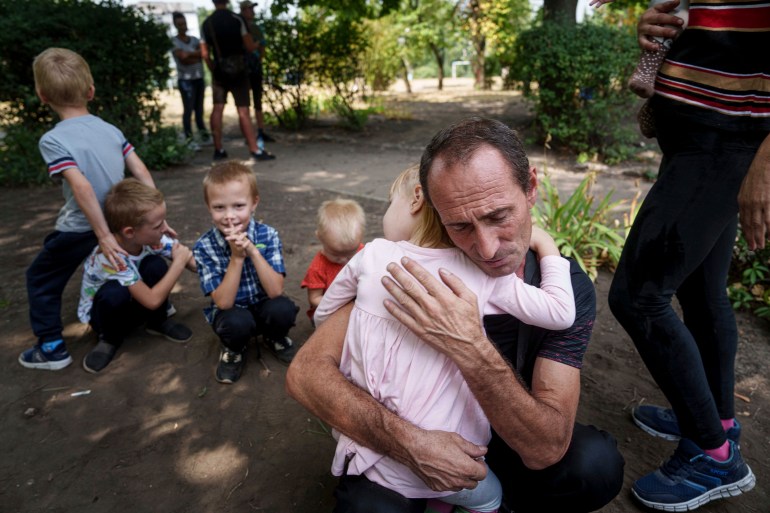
[250,151,276,161]
[264,336,296,364]
[146,319,192,343]
[216,348,244,384]
[83,339,119,374]
[213,149,228,161]
[18,343,73,370]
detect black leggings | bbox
[609,104,766,449]
[332,424,623,513]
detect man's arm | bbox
[382,258,580,469]
[286,302,488,492]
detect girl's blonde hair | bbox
[390,165,452,249]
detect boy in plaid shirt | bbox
[194,162,298,384]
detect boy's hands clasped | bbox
[224,224,254,259]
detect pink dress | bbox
[314,239,575,498]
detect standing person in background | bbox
[609,0,768,510]
[239,1,276,145]
[171,11,210,148]
[200,0,275,162]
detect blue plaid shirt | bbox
[193,219,286,324]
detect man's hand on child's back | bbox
[99,233,128,271]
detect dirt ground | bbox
[1,78,768,513]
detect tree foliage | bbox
[261,6,370,129]
[458,0,531,89]
[0,0,177,185]
[510,20,638,161]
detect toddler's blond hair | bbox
[317,199,365,248]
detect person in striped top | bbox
[19,48,164,372]
[609,1,768,510]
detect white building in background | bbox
[131,1,201,38]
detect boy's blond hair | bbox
[202,161,259,204]
[33,48,93,107]
[104,179,164,234]
[317,199,366,248]
[390,165,452,249]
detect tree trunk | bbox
[401,57,412,94]
[469,0,486,89]
[430,43,445,91]
[543,0,579,23]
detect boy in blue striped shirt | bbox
[194,161,298,384]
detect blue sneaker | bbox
[632,439,755,511]
[18,344,72,370]
[632,405,741,443]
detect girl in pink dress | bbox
[314,166,575,513]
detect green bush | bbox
[729,230,770,320]
[509,20,638,163]
[137,126,194,170]
[0,0,189,185]
[0,124,48,186]
[261,8,369,130]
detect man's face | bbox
[240,4,254,18]
[428,145,537,277]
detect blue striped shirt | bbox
[193,219,286,324]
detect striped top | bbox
[39,114,132,233]
[655,0,770,130]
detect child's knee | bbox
[138,254,169,285]
[214,307,256,340]
[262,296,299,327]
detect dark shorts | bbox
[212,74,250,107]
